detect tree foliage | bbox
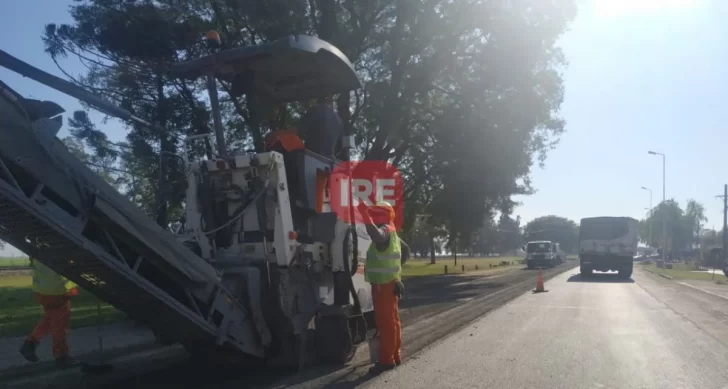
[639,199,707,254]
[523,215,578,253]
[61,134,117,185]
[409,214,448,263]
[497,215,523,254]
[43,0,577,237]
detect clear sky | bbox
[514,0,728,230]
[0,0,726,256]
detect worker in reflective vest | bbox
[358,200,408,373]
[19,257,78,368]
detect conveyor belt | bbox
[0,156,262,357]
[0,175,217,340]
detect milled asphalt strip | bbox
[264,263,578,389]
[4,345,189,389]
[0,342,164,381]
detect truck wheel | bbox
[618,265,633,279]
[341,226,359,277]
[580,265,592,276]
[183,341,262,368]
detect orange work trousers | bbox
[27,293,72,358]
[372,281,401,366]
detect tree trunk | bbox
[156,134,170,228]
[315,0,339,41]
[453,236,458,266]
[429,233,436,264]
[155,75,169,229]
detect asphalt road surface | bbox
[361,267,728,389]
[6,262,575,389]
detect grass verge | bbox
[642,263,728,281]
[0,274,124,338]
[402,256,523,278]
[0,256,525,337]
[0,257,30,267]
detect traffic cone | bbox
[533,268,547,293]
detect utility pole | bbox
[717,187,728,277]
[713,184,728,273]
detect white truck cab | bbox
[525,240,557,269]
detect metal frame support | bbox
[206,74,227,157]
[0,158,20,190]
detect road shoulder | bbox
[636,267,728,349]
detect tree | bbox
[639,200,692,254]
[497,215,523,254]
[471,217,499,256]
[523,215,579,253]
[61,135,117,185]
[403,0,576,245]
[43,0,577,234]
[684,199,707,250]
[699,229,721,267]
[409,214,447,264]
[44,1,213,227]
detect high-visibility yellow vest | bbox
[365,227,402,284]
[31,259,77,296]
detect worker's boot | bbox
[19,340,39,363]
[55,355,75,369]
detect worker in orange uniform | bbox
[264,128,306,153]
[358,201,410,373]
[19,257,78,368]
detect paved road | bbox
[362,267,728,389]
[5,262,574,389]
[0,321,155,373]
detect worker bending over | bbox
[358,201,410,373]
[19,258,78,368]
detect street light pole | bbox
[716,189,728,275]
[641,186,652,250]
[648,151,667,262]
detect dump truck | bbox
[578,216,638,278]
[0,34,377,368]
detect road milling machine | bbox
[0,34,375,368]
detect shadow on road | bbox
[567,273,635,283]
[520,266,559,271]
